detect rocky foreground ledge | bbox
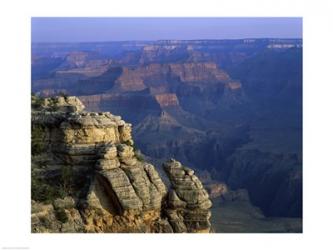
[31,96,212,233]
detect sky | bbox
[31,17,302,43]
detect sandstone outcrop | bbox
[206,183,228,199]
[31,197,85,233]
[163,159,212,233]
[32,95,85,112]
[113,63,231,92]
[155,93,179,108]
[31,96,212,233]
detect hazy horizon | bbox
[31,38,303,44]
[32,17,302,43]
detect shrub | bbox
[31,125,45,155]
[31,173,59,203]
[31,174,71,204]
[55,208,68,223]
[31,164,73,204]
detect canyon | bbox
[32,39,302,232]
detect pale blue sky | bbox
[32,17,302,42]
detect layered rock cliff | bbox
[31,96,212,233]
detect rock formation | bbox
[31,96,212,233]
[163,159,212,233]
[32,40,303,221]
[155,93,179,108]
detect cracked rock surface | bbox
[31,96,212,233]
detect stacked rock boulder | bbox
[94,143,167,214]
[31,96,212,233]
[163,159,212,233]
[83,142,169,232]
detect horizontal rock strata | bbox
[164,159,212,233]
[31,96,212,233]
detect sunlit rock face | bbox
[163,159,212,233]
[31,96,212,233]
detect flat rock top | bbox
[32,109,128,128]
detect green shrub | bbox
[31,174,59,203]
[39,216,52,228]
[31,125,45,155]
[31,166,73,204]
[31,176,70,204]
[55,208,68,223]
